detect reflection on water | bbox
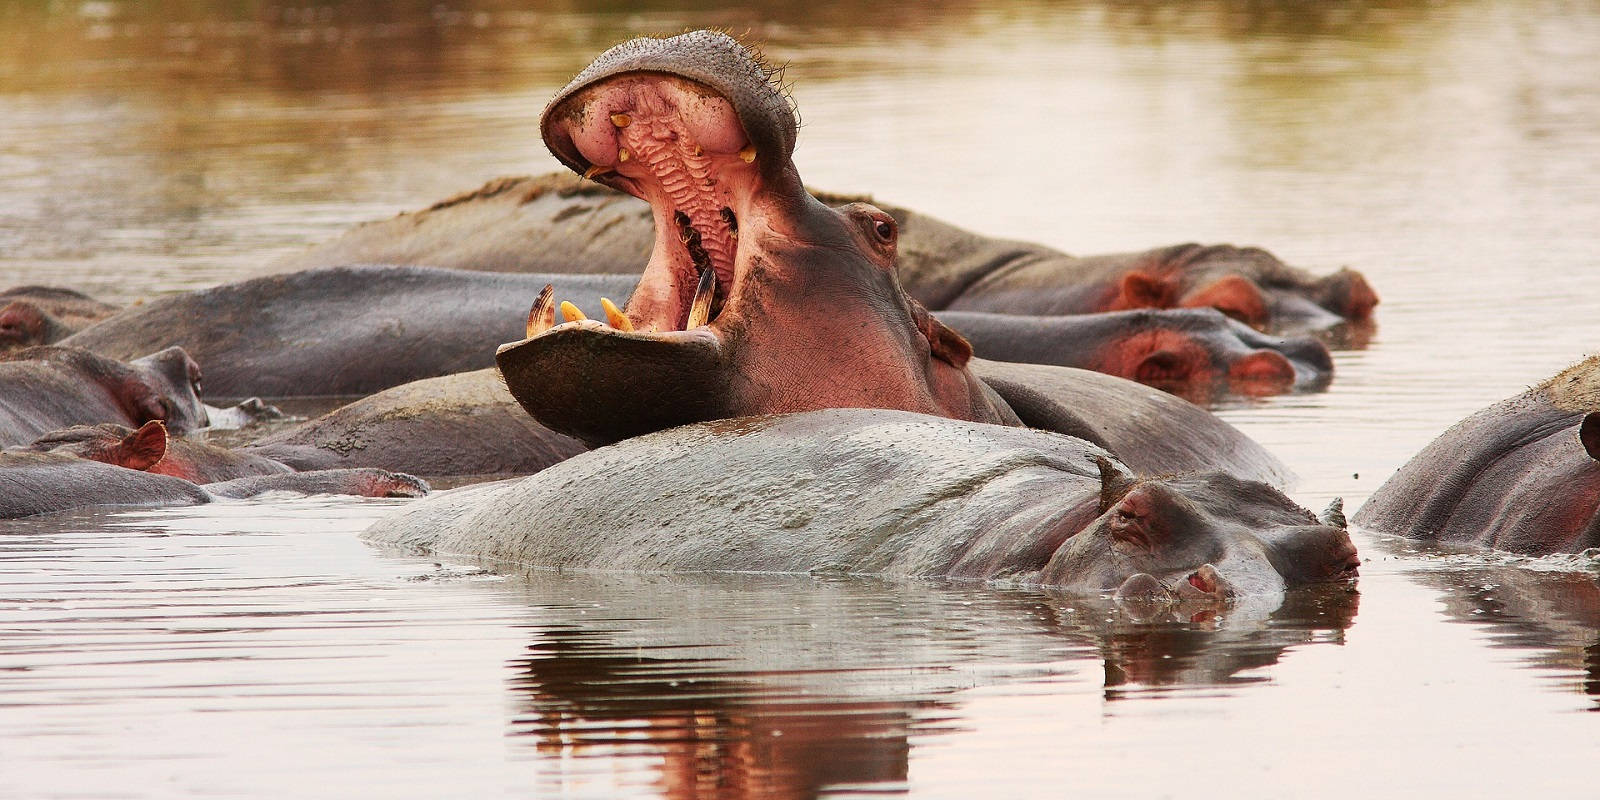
[4,0,1600,797]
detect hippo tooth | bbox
[583,164,613,180]
[526,284,556,338]
[610,113,631,128]
[601,297,633,331]
[618,147,630,163]
[692,144,703,157]
[686,267,717,329]
[560,301,587,323]
[737,145,755,163]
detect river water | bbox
[3,1,1599,797]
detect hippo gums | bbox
[365,410,1358,599]
[502,31,1014,446]
[1355,355,1600,554]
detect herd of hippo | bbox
[4,32,1596,607]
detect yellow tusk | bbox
[583,164,613,180]
[618,147,630,163]
[559,301,587,323]
[526,284,555,338]
[600,297,633,331]
[737,145,755,163]
[685,268,717,329]
[610,113,631,128]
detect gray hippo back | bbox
[366,409,1355,598]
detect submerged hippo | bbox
[0,286,120,352]
[941,307,1333,403]
[493,31,1294,474]
[28,421,295,483]
[62,268,637,399]
[366,410,1356,598]
[0,345,206,446]
[1355,355,1600,554]
[2,421,427,519]
[269,173,1375,339]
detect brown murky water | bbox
[4,1,1600,797]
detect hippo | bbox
[365,409,1357,598]
[940,307,1333,404]
[54,266,1311,404]
[231,359,1283,487]
[267,171,1376,339]
[1354,355,1600,555]
[487,32,1292,488]
[0,285,119,352]
[243,368,585,484]
[0,345,206,447]
[2,421,428,519]
[27,421,295,483]
[61,267,638,399]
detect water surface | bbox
[3,1,1599,797]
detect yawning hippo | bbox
[1354,355,1600,554]
[0,345,206,446]
[366,409,1356,598]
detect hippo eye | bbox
[873,218,895,242]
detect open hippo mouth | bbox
[499,31,1008,447]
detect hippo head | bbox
[500,31,1012,447]
[0,301,70,352]
[17,345,208,435]
[1042,459,1360,600]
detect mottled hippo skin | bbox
[0,286,120,352]
[366,410,1357,598]
[62,267,637,399]
[1355,356,1600,555]
[0,345,206,447]
[272,172,1376,339]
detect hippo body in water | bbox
[3,421,428,519]
[0,345,206,447]
[62,267,638,399]
[270,171,1375,339]
[366,409,1356,598]
[0,286,120,352]
[1355,355,1600,554]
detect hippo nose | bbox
[1228,350,1296,394]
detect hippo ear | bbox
[1181,275,1269,329]
[1096,456,1138,514]
[1319,497,1347,528]
[912,302,973,368]
[110,420,168,471]
[1111,271,1171,311]
[1581,414,1600,461]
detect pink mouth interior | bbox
[556,75,759,332]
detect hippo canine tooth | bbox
[526,284,556,338]
[559,301,587,323]
[610,112,631,128]
[686,267,717,329]
[618,147,630,163]
[737,145,755,163]
[600,297,633,331]
[583,164,613,180]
